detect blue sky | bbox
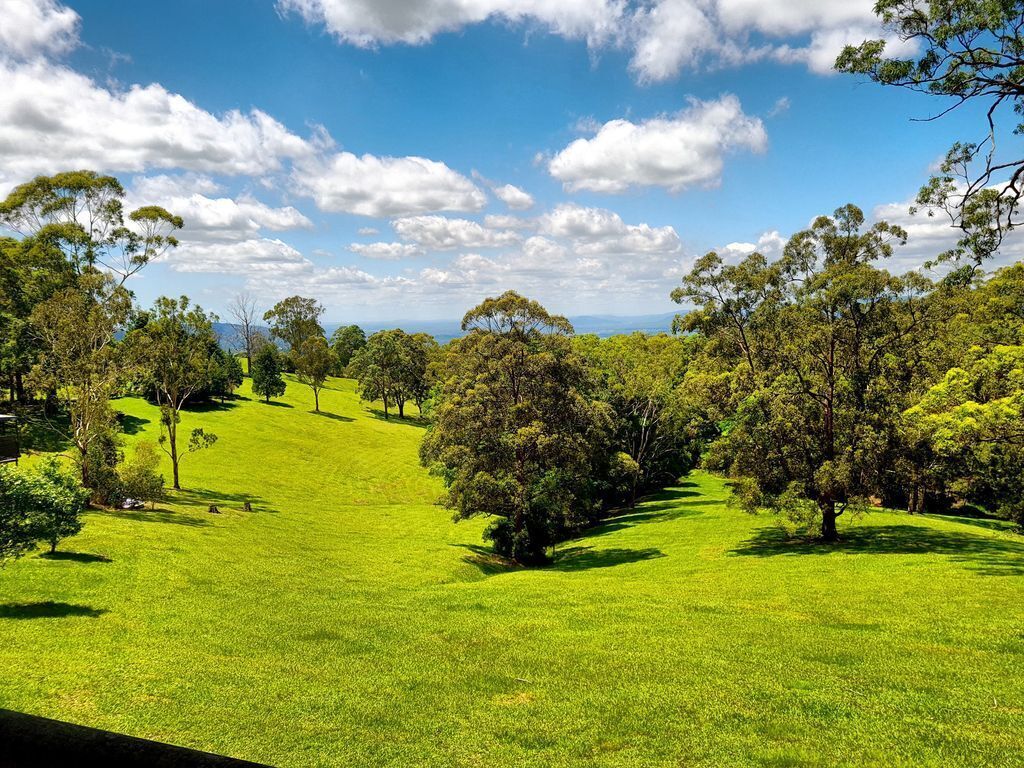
[0,0,996,322]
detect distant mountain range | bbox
[213,312,680,350]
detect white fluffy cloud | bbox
[493,183,534,210]
[0,2,485,218]
[717,230,786,261]
[348,242,423,260]
[292,152,486,217]
[278,0,892,82]
[129,175,312,243]
[276,0,622,47]
[0,0,80,58]
[392,214,521,249]
[169,238,313,274]
[548,95,767,193]
[540,204,681,255]
[0,58,315,194]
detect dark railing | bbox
[0,709,271,767]
[0,434,18,463]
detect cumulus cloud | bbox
[0,0,80,58]
[169,238,313,274]
[539,204,681,255]
[392,214,521,249]
[292,152,486,217]
[348,242,423,260]
[717,230,786,261]
[0,2,485,218]
[357,226,380,236]
[276,0,622,48]
[277,0,896,82]
[484,214,536,230]
[128,174,313,243]
[548,95,767,193]
[493,183,534,210]
[0,58,315,194]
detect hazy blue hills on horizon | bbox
[213,312,679,349]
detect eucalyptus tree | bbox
[29,272,134,486]
[330,324,367,371]
[130,296,219,490]
[837,1,1024,266]
[680,205,932,541]
[227,292,261,370]
[264,296,324,362]
[0,170,182,284]
[294,335,335,412]
[421,292,610,564]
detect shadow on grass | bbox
[38,551,112,563]
[173,487,278,514]
[453,542,665,574]
[0,602,107,619]
[184,398,243,413]
[90,507,211,527]
[921,512,1018,534]
[311,410,354,422]
[731,524,1024,576]
[584,486,710,537]
[367,408,428,428]
[550,545,665,571]
[116,412,150,435]
[260,400,293,408]
[18,414,72,453]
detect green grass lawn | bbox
[1,376,1022,767]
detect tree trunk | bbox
[820,499,839,542]
[397,400,405,418]
[314,389,319,412]
[169,419,180,491]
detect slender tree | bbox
[130,296,220,490]
[227,292,261,373]
[294,335,335,412]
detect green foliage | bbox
[118,441,165,509]
[263,296,324,357]
[0,170,182,283]
[294,335,336,411]
[251,344,286,403]
[129,296,220,490]
[329,324,366,371]
[837,1,1024,264]
[422,292,611,564]
[0,458,88,560]
[349,328,432,419]
[676,205,928,540]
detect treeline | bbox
[415,220,1024,563]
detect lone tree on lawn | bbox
[252,343,286,403]
[421,291,610,564]
[294,335,335,412]
[0,459,88,560]
[130,296,220,490]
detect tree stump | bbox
[243,501,252,512]
[208,505,220,514]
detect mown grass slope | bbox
[1,376,1022,767]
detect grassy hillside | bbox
[1,376,1022,767]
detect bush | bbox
[119,441,165,509]
[0,459,89,559]
[82,430,124,507]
